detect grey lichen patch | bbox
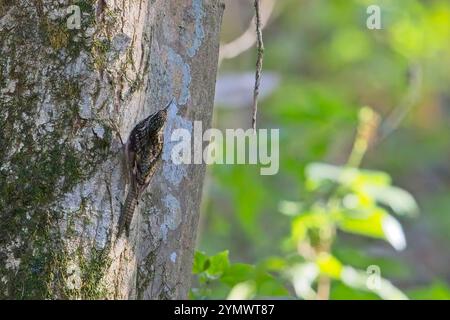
[183,0,205,57]
[162,194,182,232]
[111,33,132,57]
[162,102,192,187]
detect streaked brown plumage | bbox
[118,103,170,237]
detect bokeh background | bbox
[192,0,450,299]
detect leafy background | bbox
[192,0,450,300]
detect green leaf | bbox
[262,257,287,271]
[295,254,409,300]
[336,208,406,251]
[305,163,391,190]
[364,185,419,217]
[381,214,407,251]
[352,170,391,188]
[331,282,380,300]
[256,274,290,297]
[290,211,332,245]
[316,253,407,300]
[340,266,408,300]
[222,263,289,298]
[192,251,209,274]
[316,253,343,279]
[306,163,343,188]
[206,250,230,278]
[290,215,308,244]
[221,263,255,287]
[407,282,450,300]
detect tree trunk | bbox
[0,0,224,299]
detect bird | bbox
[117,102,170,237]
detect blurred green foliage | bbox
[190,250,288,299]
[193,0,450,300]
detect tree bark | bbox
[0,0,224,299]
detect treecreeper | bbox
[117,102,170,237]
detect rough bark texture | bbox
[0,0,224,299]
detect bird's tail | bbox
[118,186,138,238]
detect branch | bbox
[252,0,265,131]
[378,64,423,143]
[218,0,275,64]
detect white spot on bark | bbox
[93,124,105,139]
[79,94,93,119]
[108,33,131,62]
[44,123,54,133]
[170,252,177,263]
[64,51,89,77]
[0,9,15,30]
[160,194,182,240]
[66,261,82,290]
[48,8,66,21]
[85,27,95,38]
[4,238,23,271]
[61,185,83,213]
[1,79,17,94]
[5,255,20,271]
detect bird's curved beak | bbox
[164,98,175,112]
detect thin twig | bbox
[252,0,265,132]
[348,107,381,168]
[219,0,275,64]
[378,64,422,143]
